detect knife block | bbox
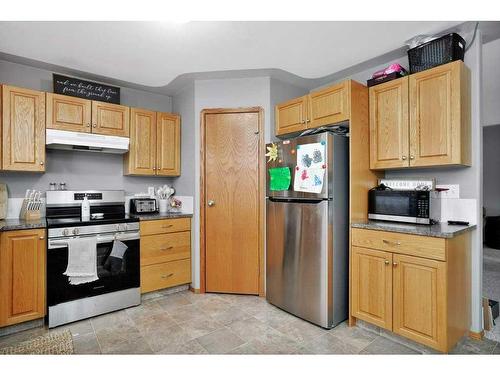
[19,198,41,221]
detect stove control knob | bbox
[73,228,80,235]
[62,229,70,236]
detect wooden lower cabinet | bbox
[140,218,192,293]
[0,229,46,327]
[351,228,470,352]
[351,246,393,330]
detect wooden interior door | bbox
[124,108,156,175]
[351,246,393,330]
[92,101,130,137]
[392,253,446,351]
[46,92,91,133]
[275,96,308,136]
[308,81,349,128]
[0,229,46,327]
[369,77,409,169]
[156,112,181,176]
[409,61,459,167]
[2,85,46,172]
[203,109,261,294]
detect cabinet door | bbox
[369,77,409,169]
[308,81,349,128]
[2,85,46,172]
[275,96,308,136]
[124,108,156,175]
[92,101,130,137]
[351,246,393,330]
[46,93,91,133]
[409,61,469,167]
[156,112,180,176]
[392,254,446,351]
[0,229,46,327]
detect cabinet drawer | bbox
[141,259,191,293]
[140,218,190,236]
[352,228,446,261]
[141,231,191,266]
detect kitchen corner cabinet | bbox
[369,61,471,170]
[275,81,350,136]
[140,218,191,293]
[124,109,181,176]
[47,93,130,137]
[2,85,46,172]
[351,228,470,352]
[0,229,46,327]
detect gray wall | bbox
[483,38,500,127]
[0,59,178,197]
[172,83,195,196]
[483,124,500,216]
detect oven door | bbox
[47,231,140,307]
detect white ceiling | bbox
[0,21,461,88]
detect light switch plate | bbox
[436,184,460,199]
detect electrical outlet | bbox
[436,184,460,199]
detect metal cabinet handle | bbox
[384,260,390,265]
[39,236,45,240]
[92,124,97,128]
[402,156,407,160]
[300,120,306,124]
[161,224,173,229]
[208,200,215,207]
[86,123,90,128]
[39,161,44,166]
[161,273,174,279]
[393,262,398,267]
[410,156,415,160]
[160,246,174,251]
[383,239,401,246]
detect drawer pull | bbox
[383,239,401,246]
[161,224,173,229]
[160,246,174,251]
[384,260,390,265]
[161,273,174,279]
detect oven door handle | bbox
[48,231,140,249]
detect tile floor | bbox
[0,290,498,355]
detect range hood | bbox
[46,129,129,154]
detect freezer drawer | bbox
[266,199,332,327]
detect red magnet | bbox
[322,164,326,169]
[296,166,299,171]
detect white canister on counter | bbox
[159,199,168,214]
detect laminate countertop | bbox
[130,212,193,221]
[0,218,47,232]
[351,220,476,239]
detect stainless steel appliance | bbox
[266,132,349,328]
[130,198,158,214]
[368,188,439,224]
[46,190,140,328]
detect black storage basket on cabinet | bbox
[407,33,466,74]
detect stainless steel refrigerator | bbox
[266,132,349,328]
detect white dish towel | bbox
[63,237,99,285]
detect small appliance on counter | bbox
[130,198,158,214]
[368,179,440,225]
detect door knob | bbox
[208,200,215,207]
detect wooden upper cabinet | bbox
[308,81,349,128]
[124,108,157,175]
[2,85,46,172]
[392,253,446,351]
[92,101,130,137]
[0,229,46,327]
[369,77,409,170]
[409,61,470,167]
[351,246,393,330]
[275,96,308,136]
[46,93,91,133]
[156,112,181,176]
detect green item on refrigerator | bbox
[269,167,291,191]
